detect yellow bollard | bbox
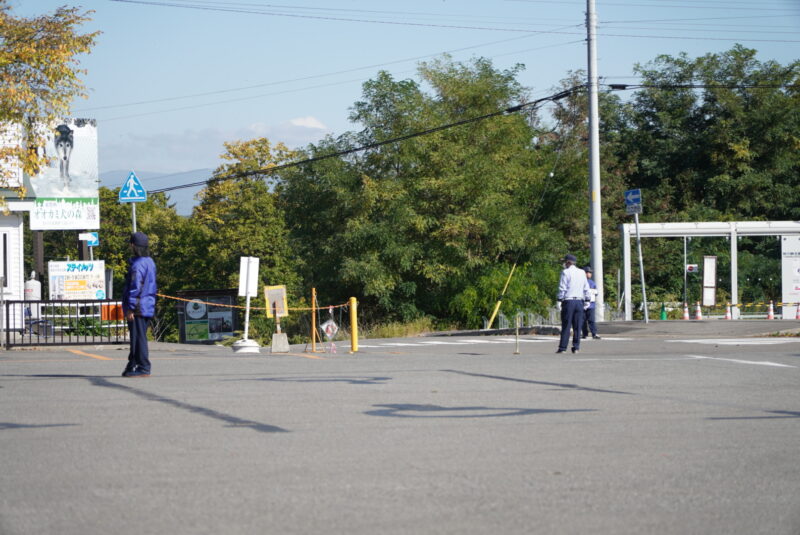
[349,297,358,353]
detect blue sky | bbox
[11,0,800,193]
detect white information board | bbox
[781,236,800,318]
[48,260,106,300]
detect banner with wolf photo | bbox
[27,118,100,230]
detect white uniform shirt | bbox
[557,264,591,301]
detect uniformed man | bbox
[582,266,601,340]
[556,254,591,354]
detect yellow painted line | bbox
[280,352,327,360]
[68,349,113,361]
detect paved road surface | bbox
[1,322,799,534]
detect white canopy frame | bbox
[619,221,800,321]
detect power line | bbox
[76,32,580,113]
[148,86,582,194]
[110,0,587,34]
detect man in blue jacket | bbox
[122,232,157,377]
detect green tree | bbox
[190,138,301,297]
[281,57,568,327]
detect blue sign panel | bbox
[86,232,99,247]
[119,171,147,203]
[624,188,642,215]
[624,189,641,206]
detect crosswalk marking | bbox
[668,338,796,346]
[687,354,796,368]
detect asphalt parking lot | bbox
[1,321,799,535]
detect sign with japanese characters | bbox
[48,260,106,300]
[26,119,99,229]
[30,197,100,230]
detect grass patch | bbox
[362,317,437,339]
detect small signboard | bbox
[48,260,106,300]
[686,264,699,273]
[702,256,717,306]
[624,188,642,215]
[79,232,99,247]
[264,285,288,318]
[238,256,260,297]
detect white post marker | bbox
[233,256,261,354]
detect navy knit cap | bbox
[563,254,577,263]
[130,232,149,247]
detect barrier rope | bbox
[156,293,349,312]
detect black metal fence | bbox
[3,300,129,348]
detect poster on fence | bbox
[183,296,235,342]
[48,260,106,300]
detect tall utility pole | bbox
[586,0,605,321]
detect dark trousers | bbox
[126,315,151,373]
[559,300,584,351]
[583,307,597,337]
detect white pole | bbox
[683,236,688,305]
[634,213,649,322]
[586,0,605,322]
[730,223,738,315]
[132,203,137,233]
[243,258,252,340]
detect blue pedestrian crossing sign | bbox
[119,171,147,203]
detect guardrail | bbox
[3,300,129,348]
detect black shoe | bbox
[581,336,587,339]
[571,348,579,354]
[123,370,150,377]
[593,335,601,340]
[556,349,566,354]
[121,367,135,377]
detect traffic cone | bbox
[683,303,690,320]
[695,301,703,320]
[795,304,800,320]
[725,303,732,320]
[767,300,774,320]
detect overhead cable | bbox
[149,86,582,194]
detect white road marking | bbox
[668,338,797,345]
[686,354,796,368]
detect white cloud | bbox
[289,116,327,130]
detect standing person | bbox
[122,232,157,377]
[582,266,601,340]
[556,254,590,354]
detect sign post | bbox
[625,189,648,322]
[118,171,147,232]
[233,256,260,354]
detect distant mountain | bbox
[100,169,211,216]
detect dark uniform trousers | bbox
[127,315,152,373]
[559,299,585,351]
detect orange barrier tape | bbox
[156,293,349,312]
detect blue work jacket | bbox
[122,256,157,317]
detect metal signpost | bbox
[118,171,147,232]
[233,256,260,354]
[625,189,649,322]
